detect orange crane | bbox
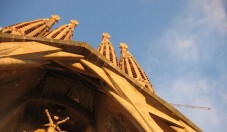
[170,103,212,110]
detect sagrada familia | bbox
[0,15,202,132]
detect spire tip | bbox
[51,14,61,21]
[119,42,128,49]
[102,32,111,39]
[70,19,79,26]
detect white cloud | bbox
[223,94,227,103]
[193,0,227,35]
[157,0,227,63]
[159,76,211,105]
[173,38,198,62]
[156,75,224,131]
[144,0,227,131]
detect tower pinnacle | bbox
[97,33,118,66]
[101,32,111,43]
[51,14,61,21]
[43,19,79,41]
[70,20,79,27]
[119,42,128,49]
[119,42,130,58]
[119,43,154,93]
[1,14,60,37]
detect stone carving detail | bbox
[34,109,70,132]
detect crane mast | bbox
[171,103,212,110]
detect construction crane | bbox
[170,103,212,110]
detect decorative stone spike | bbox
[119,42,154,93]
[97,33,118,66]
[1,15,60,37]
[43,19,79,41]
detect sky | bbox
[1,0,227,131]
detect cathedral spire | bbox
[97,33,118,66]
[1,14,60,37]
[119,43,154,93]
[43,20,79,41]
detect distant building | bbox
[0,15,202,132]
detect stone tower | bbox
[119,42,154,93]
[97,33,118,66]
[1,15,60,37]
[43,20,79,40]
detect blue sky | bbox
[1,0,227,131]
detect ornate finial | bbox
[119,42,131,58]
[51,14,61,21]
[102,32,111,43]
[70,19,79,26]
[68,20,79,30]
[119,42,128,49]
[102,32,110,39]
